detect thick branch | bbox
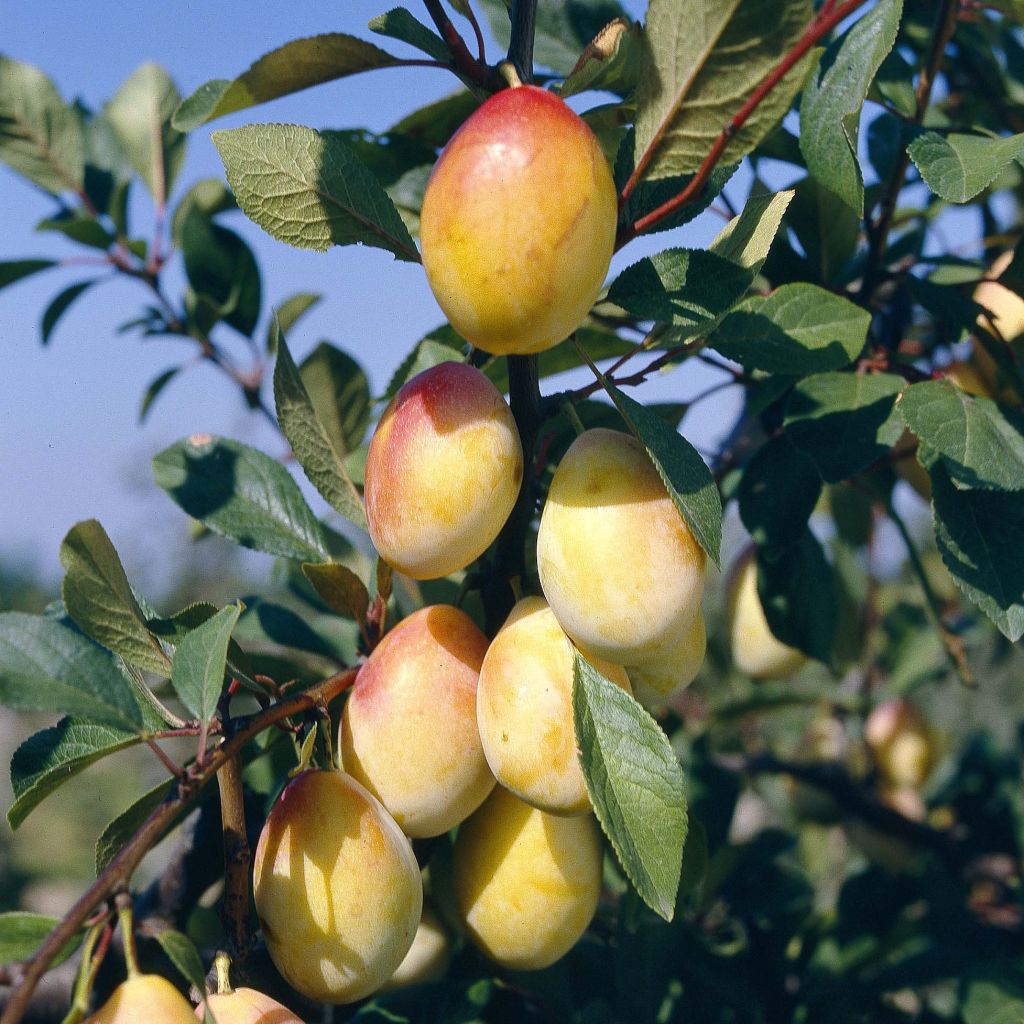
[216,754,253,960]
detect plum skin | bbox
[86,975,197,1023]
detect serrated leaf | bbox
[267,292,321,353]
[899,380,1024,492]
[785,372,905,482]
[0,912,81,969]
[299,341,371,457]
[0,612,144,731]
[40,280,94,346]
[558,18,644,99]
[139,367,181,423]
[0,55,83,193]
[709,190,793,273]
[95,779,173,874]
[153,929,209,995]
[573,653,687,921]
[302,562,370,622]
[213,123,419,262]
[273,333,368,530]
[908,130,1024,203]
[173,34,400,131]
[60,519,171,675]
[799,0,903,213]
[104,63,184,199]
[710,283,869,374]
[170,603,240,727]
[930,459,1024,641]
[0,259,56,292]
[153,434,330,561]
[369,9,450,62]
[634,0,813,180]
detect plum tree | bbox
[85,975,197,1023]
[419,84,617,356]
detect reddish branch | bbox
[422,0,500,89]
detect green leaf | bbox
[170,603,240,726]
[8,718,144,829]
[40,280,94,346]
[267,292,321,353]
[153,929,209,995]
[785,372,905,482]
[930,459,1024,641]
[0,612,145,731]
[381,333,465,402]
[104,63,185,199]
[0,259,56,292]
[302,562,370,622]
[0,912,81,969]
[36,213,113,250]
[273,333,368,531]
[557,18,644,99]
[573,653,687,921]
[787,175,861,283]
[139,367,181,423]
[710,283,870,374]
[738,435,822,552]
[908,130,1024,203]
[60,519,171,675]
[388,89,479,148]
[368,9,450,62]
[170,178,236,247]
[709,190,794,274]
[634,0,813,180]
[0,55,83,193]
[962,964,1024,1024]
[213,123,419,262]
[172,34,400,131]
[95,779,172,873]
[603,383,722,566]
[907,276,988,341]
[299,342,371,456]
[799,0,903,213]
[153,434,330,561]
[899,380,1024,492]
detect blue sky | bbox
[1,1,760,595]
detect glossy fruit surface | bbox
[340,605,494,837]
[364,361,523,580]
[252,770,422,1003]
[537,428,706,665]
[477,596,632,815]
[626,613,706,708]
[452,785,603,970]
[419,84,617,355]
[198,987,302,1023]
[87,974,196,1023]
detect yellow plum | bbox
[626,613,706,709]
[864,699,936,790]
[87,975,196,1023]
[198,988,302,1023]
[379,906,452,992]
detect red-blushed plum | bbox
[86,975,196,1023]
[364,362,523,580]
[339,605,495,837]
[419,85,617,355]
[252,770,422,1004]
[197,987,302,1023]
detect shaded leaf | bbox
[558,18,645,99]
[389,90,479,148]
[787,175,861,283]
[139,367,181,423]
[908,130,1024,204]
[267,292,321,353]
[369,9,450,62]
[170,603,241,726]
[36,213,113,250]
[302,562,370,623]
[95,779,172,873]
[0,913,80,969]
[0,259,56,292]
[41,280,94,346]
[299,341,371,456]
[153,929,209,995]
[170,178,236,247]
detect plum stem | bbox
[507,0,537,84]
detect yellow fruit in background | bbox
[453,785,603,971]
[864,699,936,790]
[626,613,706,709]
[972,251,1024,402]
[252,770,422,1004]
[339,605,495,837]
[419,84,617,355]
[364,362,523,580]
[477,596,632,816]
[87,974,196,1023]
[199,987,302,1023]
[379,907,452,992]
[727,553,806,680]
[537,428,706,666]
[945,359,994,398]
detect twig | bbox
[461,0,488,64]
[216,754,253,960]
[422,0,498,89]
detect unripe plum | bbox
[198,988,301,1023]
[477,596,632,816]
[727,553,806,680]
[340,605,495,837]
[864,699,935,790]
[86,974,196,1023]
[626,613,706,709]
[364,362,523,580]
[379,907,452,992]
[419,85,618,355]
[537,428,706,665]
[452,785,603,971]
[252,770,422,1004]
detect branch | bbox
[618,0,871,247]
[422,0,499,89]
[0,669,357,1024]
[507,0,537,84]
[216,754,253,960]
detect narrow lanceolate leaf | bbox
[302,563,370,622]
[605,382,721,566]
[368,9,450,62]
[170,603,241,726]
[557,19,645,99]
[930,458,1024,642]
[138,367,181,423]
[274,333,368,531]
[0,259,56,292]
[0,913,81,969]
[95,779,173,874]
[633,0,813,180]
[213,124,419,262]
[899,381,1024,492]
[104,63,185,199]
[709,190,793,274]
[799,0,903,213]
[573,653,687,921]
[0,55,83,193]
[60,519,171,675]
[710,283,870,374]
[154,930,209,995]
[8,718,144,829]
[172,35,400,131]
[40,280,94,346]
[908,131,1024,204]
[0,613,144,731]
[153,434,330,562]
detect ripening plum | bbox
[198,987,302,1023]
[452,785,603,971]
[364,361,523,580]
[87,975,196,1023]
[340,605,495,837]
[864,699,936,790]
[252,770,422,1004]
[379,907,452,992]
[626,613,706,709]
[419,84,617,355]
[477,596,632,816]
[537,428,707,666]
